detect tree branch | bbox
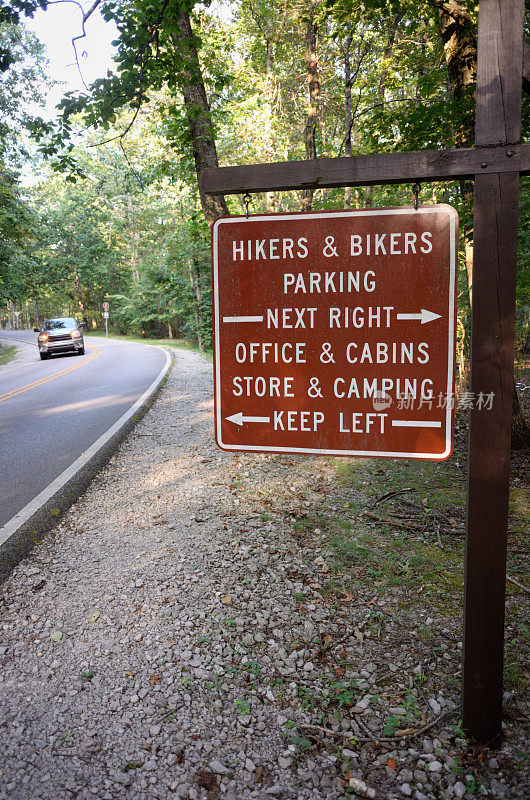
[47,0,103,90]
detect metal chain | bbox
[243,192,251,218]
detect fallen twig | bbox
[506,575,529,594]
[299,722,352,738]
[157,710,175,724]
[50,750,94,763]
[49,740,96,764]
[354,714,379,743]
[372,488,416,507]
[329,631,355,650]
[401,499,425,509]
[299,721,386,745]
[299,708,457,744]
[394,708,456,737]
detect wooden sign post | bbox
[462,1,524,743]
[202,0,529,744]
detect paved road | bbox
[0,332,168,529]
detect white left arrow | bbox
[226,412,271,427]
[396,309,441,324]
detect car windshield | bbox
[42,318,77,331]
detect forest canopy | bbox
[0,0,528,367]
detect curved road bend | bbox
[0,332,169,529]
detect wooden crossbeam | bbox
[202,143,529,195]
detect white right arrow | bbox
[226,412,271,427]
[396,309,441,324]
[392,420,442,428]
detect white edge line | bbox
[213,206,454,224]
[0,334,38,348]
[213,223,222,443]
[0,360,40,378]
[213,207,457,459]
[0,347,171,547]
[215,443,449,460]
[445,212,456,457]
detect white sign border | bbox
[213,206,457,461]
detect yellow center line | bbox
[0,346,103,404]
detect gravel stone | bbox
[427,761,443,772]
[209,760,229,775]
[428,698,442,715]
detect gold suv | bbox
[35,317,86,360]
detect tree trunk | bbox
[436,4,527,444]
[437,1,476,142]
[301,3,320,212]
[73,272,85,315]
[343,26,353,208]
[365,12,403,208]
[265,38,275,213]
[193,261,205,352]
[456,318,467,394]
[436,1,475,395]
[511,379,530,449]
[416,25,428,104]
[126,195,141,283]
[174,12,228,226]
[437,2,477,300]
[188,255,205,353]
[464,236,473,307]
[379,12,404,97]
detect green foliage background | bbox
[0,0,527,357]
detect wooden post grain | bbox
[463,0,524,743]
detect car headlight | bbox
[70,330,81,338]
[38,334,48,342]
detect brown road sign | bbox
[212,206,457,459]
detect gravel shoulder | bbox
[0,348,527,800]
[0,334,38,375]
